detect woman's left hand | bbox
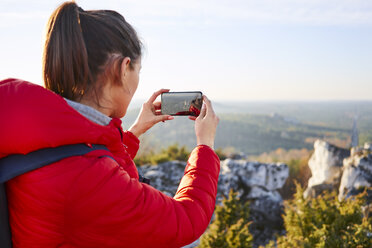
[128,89,174,138]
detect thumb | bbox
[156,115,174,123]
[196,102,207,120]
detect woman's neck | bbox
[65,98,112,126]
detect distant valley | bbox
[122,101,372,156]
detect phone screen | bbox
[161,92,203,116]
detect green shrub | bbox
[199,190,253,248]
[134,143,190,165]
[267,184,372,248]
[135,144,229,166]
[279,157,311,200]
[215,147,228,160]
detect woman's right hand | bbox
[128,89,173,138]
[191,95,219,149]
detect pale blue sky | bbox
[1,0,371,101]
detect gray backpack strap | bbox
[0,144,108,248]
[0,184,11,248]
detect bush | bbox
[279,157,311,200]
[134,143,190,165]
[267,183,372,248]
[215,147,228,160]
[199,190,253,248]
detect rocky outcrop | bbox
[338,144,372,202]
[141,158,289,247]
[304,140,372,203]
[218,159,288,247]
[218,159,288,199]
[304,140,350,198]
[139,161,186,197]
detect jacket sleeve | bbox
[122,130,140,159]
[65,145,220,248]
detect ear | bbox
[121,57,131,79]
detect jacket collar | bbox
[0,79,123,158]
[64,98,112,126]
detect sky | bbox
[1,0,372,101]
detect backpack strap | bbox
[0,144,149,184]
[0,143,150,248]
[0,144,108,248]
[0,144,108,183]
[0,185,11,248]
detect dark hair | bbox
[43,1,142,101]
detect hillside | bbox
[122,101,372,156]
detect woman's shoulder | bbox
[0,78,64,103]
[0,78,119,158]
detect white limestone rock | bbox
[339,151,372,201]
[248,186,283,202]
[141,159,289,203]
[220,159,288,194]
[141,158,289,248]
[141,161,187,197]
[364,143,372,151]
[304,140,350,198]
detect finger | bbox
[155,115,174,123]
[147,89,170,104]
[196,101,207,119]
[153,101,161,110]
[189,116,197,121]
[203,95,212,111]
[203,95,215,116]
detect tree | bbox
[199,190,253,248]
[267,183,372,248]
[134,143,190,165]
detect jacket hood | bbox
[0,78,124,158]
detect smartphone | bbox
[161,91,203,116]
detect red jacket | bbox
[0,79,220,248]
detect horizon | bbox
[1,0,372,102]
[127,98,372,112]
[129,98,372,105]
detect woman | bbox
[0,1,219,248]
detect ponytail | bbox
[43,1,142,102]
[43,1,91,100]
